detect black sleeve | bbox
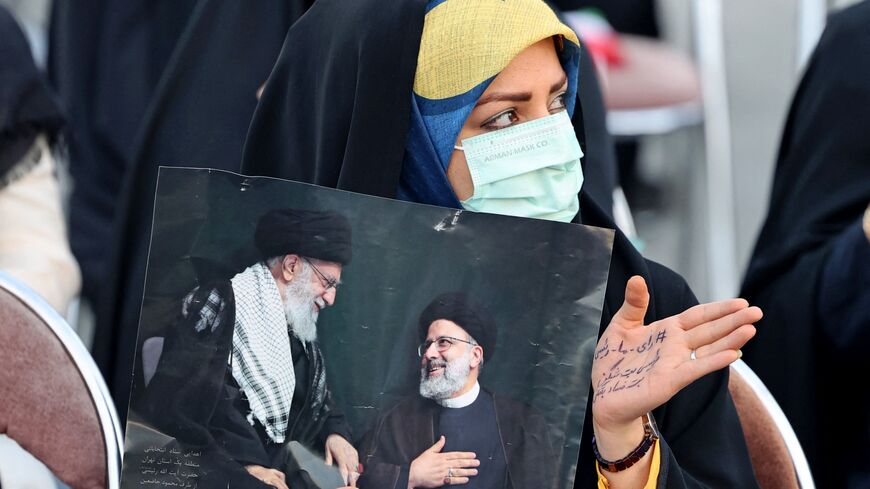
[645,261,759,489]
[356,431,407,489]
[139,285,272,488]
[355,411,409,489]
[319,390,354,445]
[817,220,870,354]
[209,380,272,467]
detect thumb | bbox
[612,276,650,328]
[428,436,446,453]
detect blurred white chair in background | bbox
[0,271,122,489]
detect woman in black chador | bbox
[242,0,762,487]
[50,0,315,419]
[740,2,870,487]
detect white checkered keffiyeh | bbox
[230,262,295,443]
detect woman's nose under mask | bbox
[454,111,584,223]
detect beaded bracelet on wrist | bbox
[592,412,660,473]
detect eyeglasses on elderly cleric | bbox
[417,336,478,357]
[302,257,340,291]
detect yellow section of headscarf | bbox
[414,0,580,100]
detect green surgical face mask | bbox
[454,111,584,223]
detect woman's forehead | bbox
[483,39,567,95]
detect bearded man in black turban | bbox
[141,208,358,489]
[357,293,555,489]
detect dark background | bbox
[128,167,613,487]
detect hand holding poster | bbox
[120,167,613,489]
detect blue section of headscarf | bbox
[397,12,581,207]
[425,0,449,13]
[418,79,492,171]
[396,95,464,207]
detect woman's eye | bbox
[481,110,519,130]
[549,93,567,113]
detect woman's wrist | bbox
[592,416,645,461]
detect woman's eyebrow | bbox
[550,74,568,93]
[475,74,569,107]
[475,91,532,107]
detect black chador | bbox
[740,2,870,486]
[49,0,315,421]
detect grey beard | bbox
[419,347,472,400]
[281,265,320,343]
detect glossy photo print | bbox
[120,167,614,489]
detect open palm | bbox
[591,276,762,430]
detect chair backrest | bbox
[729,359,815,489]
[0,271,122,489]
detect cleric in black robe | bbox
[358,293,556,489]
[740,2,870,487]
[49,0,314,419]
[240,0,760,487]
[141,209,358,488]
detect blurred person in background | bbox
[740,2,870,487]
[552,0,659,39]
[48,0,196,312]
[0,4,80,488]
[551,0,668,212]
[0,4,79,314]
[48,0,314,420]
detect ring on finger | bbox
[690,349,697,361]
[444,476,451,484]
[447,468,454,478]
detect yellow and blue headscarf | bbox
[397,0,581,207]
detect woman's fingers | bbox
[695,324,756,359]
[610,276,650,329]
[672,349,742,390]
[684,306,762,349]
[671,298,750,331]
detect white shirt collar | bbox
[437,381,480,408]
